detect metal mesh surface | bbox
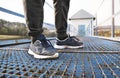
[0,37,120,78]
[3,37,120,52]
[82,37,120,51]
[0,49,120,78]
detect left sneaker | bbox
[28,34,59,59]
[54,36,84,49]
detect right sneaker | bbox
[28,38,59,59]
[54,36,84,49]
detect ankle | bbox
[31,34,46,43]
[57,37,69,42]
[57,35,68,40]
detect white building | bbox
[69,9,95,37]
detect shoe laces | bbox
[70,36,80,41]
[41,39,54,48]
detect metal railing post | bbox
[111,0,115,37]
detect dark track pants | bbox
[23,0,70,38]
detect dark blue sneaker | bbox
[54,36,83,49]
[28,35,59,59]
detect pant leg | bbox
[23,0,45,36]
[53,0,70,39]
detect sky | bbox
[0,0,103,23]
[1,0,119,25]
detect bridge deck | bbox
[0,37,120,78]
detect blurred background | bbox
[0,0,120,40]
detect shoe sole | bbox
[54,44,84,49]
[28,49,59,59]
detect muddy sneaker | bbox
[54,36,83,49]
[28,39,59,59]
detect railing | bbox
[95,0,120,37]
[0,1,53,18]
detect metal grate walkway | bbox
[0,37,120,78]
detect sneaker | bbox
[70,36,81,42]
[54,36,83,49]
[28,38,59,59]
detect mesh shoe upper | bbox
[56,36,83,46]
[30,40,58,56]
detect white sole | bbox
[54,44,84,49]
[28,49,59,59]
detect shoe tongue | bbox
[34,38,52,48]
[41,40,51,48]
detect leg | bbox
[53,0,84,49]
[23,0,59,59]
[23,0,45,37]
[53,0,70,40]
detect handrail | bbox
[0,1,53,18]
[0,7,24,18]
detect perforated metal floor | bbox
[3,37,120,52]
[0,37,120,78]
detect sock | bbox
[31,34,46,43]
[31,36,39,43]
[57,35,68,40]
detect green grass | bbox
[0,35,27,40]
